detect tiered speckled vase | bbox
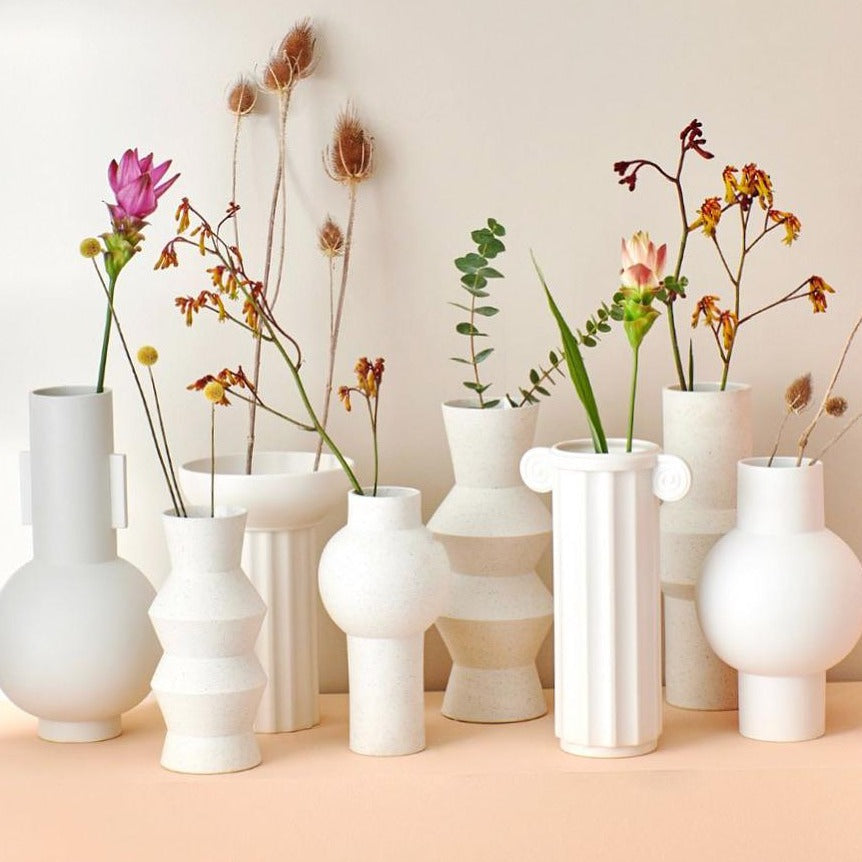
[661,383,752,710]
[0,386,161,742]
[521,439,690,757]
[319,488,450,756]
[699,458,862,742]
[428,401,552,723]
[180,451,350,733]
[150,506,266,773]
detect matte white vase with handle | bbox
[319,487,450,756]
[180,451,350,733]
[0,386,161,742]
[661,383,752,710]
[150,506,266,773]
[428,401,552,723]
[521,439,690,757]
[698,458,862,742]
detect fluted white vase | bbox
[0,386,161,742]
[180,452,350,733]
[319,488,450,756]
[521,439,690,757]
[150,506,266,773]
[661,383,752,710]
[699,458,862,742]
[428,401,552,723]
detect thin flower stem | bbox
[210,403,215,518]
[225,387,315,432]
[270,92,291,309]
[95,275,117,393]
[767,409,793,467]
[811,411,862,463]
[627,346,639,453]
[231,110,242,251]
[148,367,186,517]
[737,285,812,327]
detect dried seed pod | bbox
[280,18,317,80]
[228,77,257,115]
[826,395,848,417]
[318,216,344,257]
[262,54,294,91]
[785,373,812,413]
[325,105,374,184]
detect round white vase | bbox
[661,383,752,710]
[150,506,267,773]
[521,439,691,757]
[319,488,450,756]
[0,386,161,742]
[428,401,552,723]
[698,458,862,742]
[180,451,351,733]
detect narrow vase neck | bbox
[736,458,825,533]
[347,488,422,531]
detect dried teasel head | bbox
[227,77,257,115]
[318,216,344,258]
[785,373,812,413]
[325,105,374,185]
[280,18,317,80]
[262,53,294,92]
[826,396,848,417]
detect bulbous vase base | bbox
[560,739,658,759]
[160,731,262,774]
[739,672,825,742]
[442,665,547,723]
[39,717,122,743]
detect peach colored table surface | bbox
[2,684,862,861]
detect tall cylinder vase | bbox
[319,488,450,756]
[150,506,266,773]
[698,458,862,742]
[661,383,752,710]
[428,401,552,723]
[0,386,161,742]
[180,452,351,733]
[521,440,690,757]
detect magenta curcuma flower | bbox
[107,149,179,225]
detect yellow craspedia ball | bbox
[79,237,102,258]
[203,381,225,403]
[136,345,159,367]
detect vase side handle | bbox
[653,454,691,503]
[20,452,31,525]
[520,447,554,494]
[110,454,128,529]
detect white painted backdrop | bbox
[3,0,862,691]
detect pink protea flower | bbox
[620,231,667,290]
[107,149,179,225]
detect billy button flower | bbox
[80,237,102,258]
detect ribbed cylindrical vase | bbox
[428,401,552,723]
[319,488,450,756]
[0,386,161,742]
[699,458,862,742]
[150,506,266,774]
[180,452,351,733]
[661,383,752,710]
[521,439,691,757]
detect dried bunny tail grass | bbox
[785,373,812,412]
[324,104,374,184]
[228,77,257,115]
[826,395,848,417]
[280,18,317,79]
[318,216,344,257]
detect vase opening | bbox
[183,451,346,477]
[32,385,107,399]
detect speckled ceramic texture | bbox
[428,402,552,723]
[522,440,691,758]
[0,387,160,743]
[180,452,351,733]
[661,384,752,710]
[150,507,267,774]
[699,459,862,742]
[319,488,450,756]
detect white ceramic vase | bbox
[428,401,552,723]
[661,383,752,710]
[150,506,267,773]
[521,439,690,757]
[698,458,862,742]
[319,488,450,756]
[180,451,350,733]
[0,386,161,742]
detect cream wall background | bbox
[2,0,862,691]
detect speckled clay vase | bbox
[180,452,351,733]
[661,383,752,710]
[150,506,266,774]
[319,488,450,756]
[521,440,691,757]
[0,387,161,742]
[699,458,862,742]
[428,401,552,723]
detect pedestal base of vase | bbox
[440,662,547,723]
[347,634,425,757]
[161,731,261,774]
[663,590,737,710]
[738,672,825,742]
[560,739,658,758]
[38,717,122,743]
